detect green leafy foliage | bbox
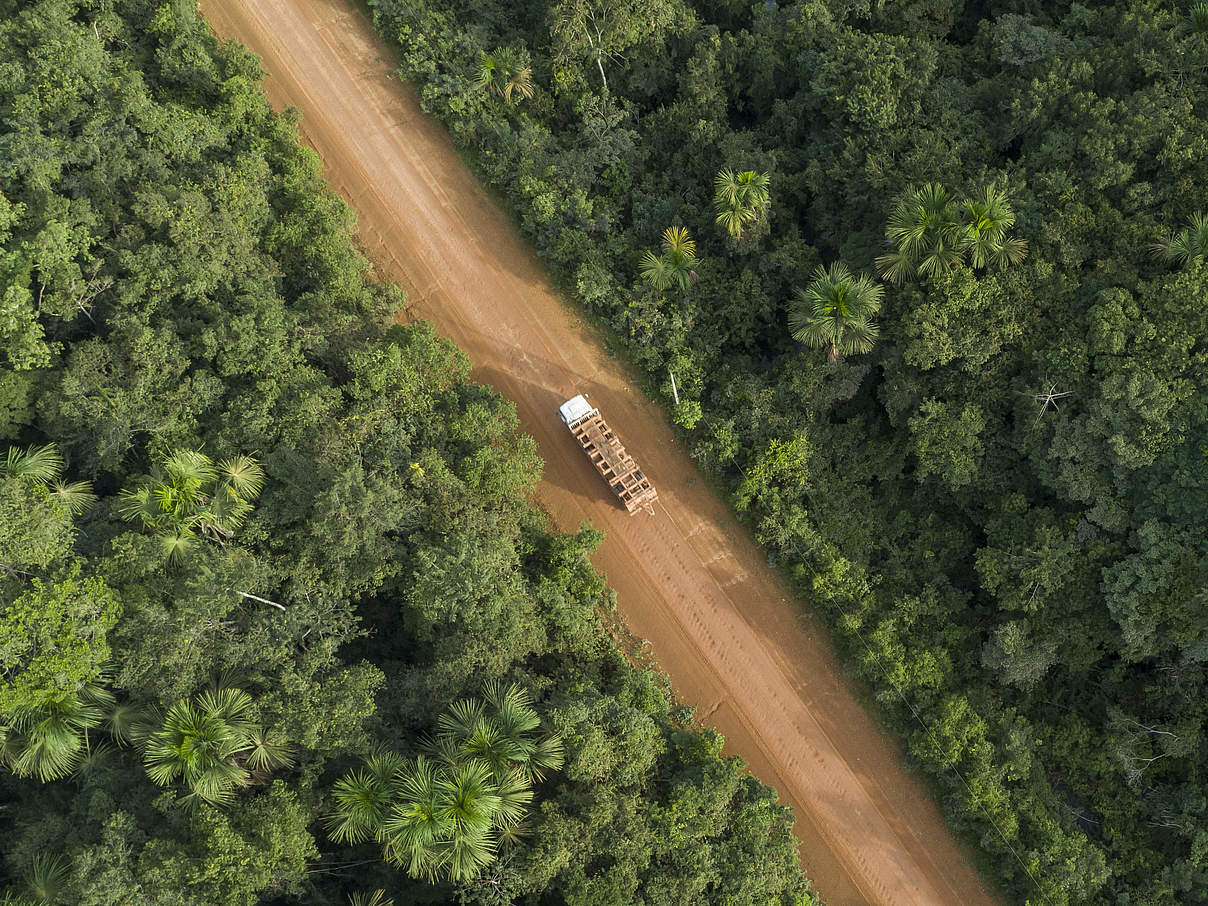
[328,683,563,882]
[118,450,264,561]
[640,226,698,291]
[788,263,883,362]
[139,688,293,805]
[364,0,1208,901]
[714,169,771,240]
[0,2,814,904]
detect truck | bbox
[559,394,658,515]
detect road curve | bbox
[199,2,1001,904]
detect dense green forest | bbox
[0,2,814,904]
[363,0,1208,903]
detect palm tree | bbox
[877,183,961,284]
[141,687,290,805]
[380,755,463,881]
[878,183,1027,283]
[327,751,405,844]
[328,683,563,883]
[0,684,113,781]
[477,47,534,104]
[1153,211,1208,266]
[962,185,1028,270]
[713,169,771,240]
[789,263,884,364]
[437,682,564,785]
[1,443,95,515]
[1,444,62,482]
[23,853,70,905]
[118,450,264,562]
[640,226,698,291]
[348,892,393,906]
[1186,2,1208,34]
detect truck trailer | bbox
[559,395,658,515]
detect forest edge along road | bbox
[199,2,1001,904]
[199,2,1001,905]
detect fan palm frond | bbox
[243,726,295,772]
[1188,2,1208,34]
[328,768,395,844]
[157,530,196,564]
[484,682,541,736]
[1,444,63,483]
[439,759,501,837]
[639,249,671,290]
[714,206,749,238]
[217,454,264,500]
[1161,212,1208,265]
[185,760,246,805]
[438,697,486,744]
[161,449,218,488]
[46,479,95,515]
[106,700,148,746]
[662,225,696,259]
[348,891,393,906]
[441,824,497,883]
[477,52,499,91]
[198,687,257,739]
[528,732,565,782]
[875,250,915,286]
[25,853,70,904]
[489,766,534,829]
[713,168,742,207]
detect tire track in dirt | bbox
[198,2,1002,904]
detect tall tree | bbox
[0,682,113,781]
[327,684,562,884]
[140,687,293,805]
[477,47,534,104]
[639,226,698,291]
[961,185,1028,270]
[713,169,771,240]
[788,263,883,363]
[878,184,1027,283]
[118,450,264,562]
[549,0,683,91]
[877,183,963,284]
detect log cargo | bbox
[559,395,658,515]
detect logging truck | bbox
[559,395,658,515]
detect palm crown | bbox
[1153,211,1208,266]
[140,687,292,805]
[713,168,771,240]
[0,683,114,781]
[877,183,1028,284]
[789,263,884,363]
[477,47,534,104]
[1,443,95,515]
[640,226,698,291]
[118,450,264,562]
[327,683,563,884]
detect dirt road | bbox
[199,2,1001,904]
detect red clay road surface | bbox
[200,2,1003,904]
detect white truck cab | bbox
[558,394,596,428]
